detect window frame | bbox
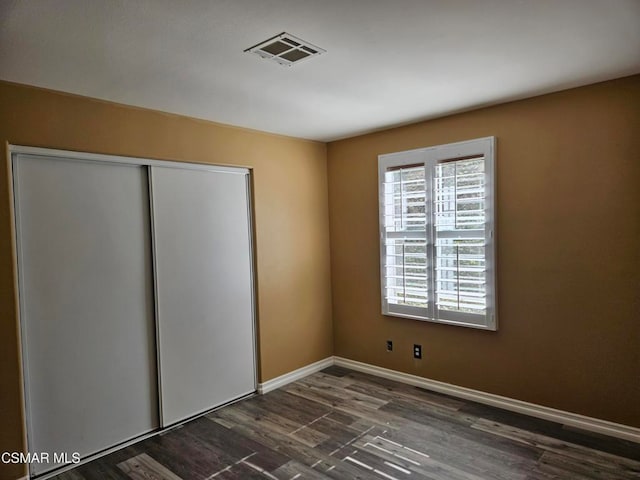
[378,136,497,331]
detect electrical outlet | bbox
[413,344,422,359]
[386,340,393,352]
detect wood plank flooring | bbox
[52,367,640,480]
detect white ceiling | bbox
[1,0,639,141]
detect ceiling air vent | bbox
[245,32,325,67]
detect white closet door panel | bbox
[151,166,255,426]
[14,155,158,475]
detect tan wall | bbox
[0,81,333,479]
[2,75,638,480]
[327,75,640,428]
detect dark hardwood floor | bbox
[53,367,640,480]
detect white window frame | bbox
[378,136,497,330]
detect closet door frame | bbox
[8,144,258,478]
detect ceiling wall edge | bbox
[324,72,640,144]
[0,79,325,146]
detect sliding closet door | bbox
[14,155,158,476]
[151,166,256,426]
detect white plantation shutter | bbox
[382,163,430,318]
[379,137,496,330]
[433,154,492,327]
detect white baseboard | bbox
[258,357,334,394]
[257,355,639,443]
[334,356,640,444]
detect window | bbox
[378,137,496,330]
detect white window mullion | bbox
[425,154,436,320]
